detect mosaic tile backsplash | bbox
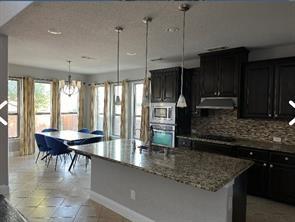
[191,110,295,145]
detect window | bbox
[34,82,51,132]
[133,83,143,139]
[96,86,105,131]
[60,91,79,130]
[112,84,122,137]
[8,79,20,138]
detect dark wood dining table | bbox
[40,130,104,171]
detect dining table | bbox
[40,130,104,171]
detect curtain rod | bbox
[88,78,150,86]
[9,76,86,85]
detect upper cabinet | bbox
[240,57,295,120]
[199,47,249,97]
[150,67,190,103]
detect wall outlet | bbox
[130,189,136,200]
[273,136,282,143]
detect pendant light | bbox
[177,4,190,108]
[142,17,152,107]
[62,60,79,97]
[115,26,123,105]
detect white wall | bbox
[8,64,90,153]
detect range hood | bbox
[196,97,237,110]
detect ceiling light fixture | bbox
[166,27,179,33]
[177,4,190,108]
[62,60,79,97]
[115,26,123,105]
[81,55,96,60]
[126,52,136,56]
[142,17,152,107]
[48,28,62,35]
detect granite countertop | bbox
[70,139,253,192]
[0,195,28,222]
[177,135,295,154]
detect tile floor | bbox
[4,154,295,222]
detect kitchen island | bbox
[70,139,253,222]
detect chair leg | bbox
[55,156,58,171]
[35,151,40,164]
[47,155,52,168]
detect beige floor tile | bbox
[74,216,99,222]
[30,206,57,218]
[49,217,75,222]
[16,206,36,218]
[52,206,80,218]
[76,206,100,217]
[39,197,65,207]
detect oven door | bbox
[152,129,175,148]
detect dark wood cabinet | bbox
[241,62,274,118]
[274,59,295,119]
[150,67,182,103]
[199,47,249,98]
[240,57,295,120]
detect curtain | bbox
[120,80,128,139]
[20,77,35,155]
[78,81,85,130]
[140,77,151,144]
[103,81,110,140]
[89,84,97,131]
[51,79,60,129]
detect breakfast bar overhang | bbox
[70,139,253,222]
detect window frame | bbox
[8,78,20,139]
[34,80,52,132]
[131,81,144,140]
[111,83,122,137]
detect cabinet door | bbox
[219,55,237,97]
[201,57,219,97]
[274,60,295,119]
[242,62,274,118]
[190,68,201,113]
[246,162,269,197]
[269,164,295,204]
[162,72,178,102]
[151,73,163,102]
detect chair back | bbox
[35,133,50,152]
[91,130,104,136]
[45,136,69,156]
[78,128,90,133]
[42,128,58,133]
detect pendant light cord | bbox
[145,20,149,79]
[181,10,185,95]
[117,30,120,85]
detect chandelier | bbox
[62,60,79,97]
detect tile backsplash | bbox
[191,110,295,145]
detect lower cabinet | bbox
[269,163,295,204]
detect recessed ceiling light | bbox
[126,52,136,56]
[48,28,62,35]
[166,27,179,33]
[81,56,96,60]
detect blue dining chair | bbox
[91,130,104,136]
[35,133,51,163]
[42,128,58,133]
[78,128,90,133]
[45,136,72,171]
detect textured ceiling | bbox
[1,2,295,74]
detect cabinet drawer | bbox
[177,138,192,148]
[270,152,295,166]
[237,147,269,162]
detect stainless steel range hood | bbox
[196,97,237,109]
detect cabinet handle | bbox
[270,164,274,168]
[285,157,289,161]
[218,91,220,96]
[214,92,217,95]
[263,163,267,167]
[249,152,253,156]
[268,114,272,117]
[274,114,278,117]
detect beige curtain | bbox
[20,77,35,155]
[103,81,110,140]
[89,84,96,131]
[120,80,128,139]
[140,77,151,144]
[78,82,85,130]
[51,80,60,129]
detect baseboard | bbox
[0,185,9,195]
[9,151,20,157]
[90,190,154,222]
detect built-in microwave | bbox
[150,103,176,125]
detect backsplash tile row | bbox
[191,110,295,145]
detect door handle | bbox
[263,163,267,167]
[270,164,274,168]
